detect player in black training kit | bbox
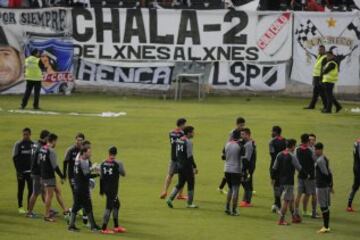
[302,133,318,215]
[347,138,360,212]
[160,118,187,200]
[271,139,303,226]
[63,133,84,197]
[239,128,256,207]
[223,129,244,216]
[294,134,318,222]
[63,133,87,223]
[99,146,126,234]
[27,129,50,218]
[269,126,286,213]
[314,143,334,233]
[218,117,246,194]
[39,133,67,222]
[166,126,199,208]
[68,146,100,232]
[12,128,34,214]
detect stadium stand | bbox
[0,0,358,10]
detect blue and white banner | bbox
[0,8,72,94]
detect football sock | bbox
[102,209,111,230]
[113,208,119,228]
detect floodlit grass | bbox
[0,94,359,240]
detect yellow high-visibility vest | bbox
[322,60,338,84]
[313,54,326,77]
[24,56,42,81]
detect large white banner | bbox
[210,62,286,91]
[355,0,360,9]
[0,8,73,94]
[74,59,174,90]
[72,9,293,62]
[292,12,360,86]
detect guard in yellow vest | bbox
[321,51,342,114]
[21,49,42,110]
[304,45,327,110]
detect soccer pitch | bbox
[0,94,360,240]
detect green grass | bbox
[0,94,360,240]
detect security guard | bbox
[321,50,342,114]
[304,45,327,110]
[21,49,43,110]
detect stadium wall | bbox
[75,62,360,100]
[0,8,359,100]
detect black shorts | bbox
[72,189,92,214]
[225,172,242,187]
[352,174,360,189]
[105,193,120,209]
[176,167,195,191]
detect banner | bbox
[72,9,293,62]
[0,8,73,94]
[2,8,360,94]
[355,0,360,9]
[210,62,286,91]
[0,38,75,95]
[74,59,174,90]
[291,12,360,86]
[26,38,75,94]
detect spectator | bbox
[306,0,326,11]
[0,0,22,7]
[328,0,356,11]
[27,0,43,7]
[72,0,89,7]
[224,0,235,8]
[258,0,281,10]
[291,0,306,10]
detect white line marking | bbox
[7,110,127,118]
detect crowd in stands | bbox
[0,0,358,11]
[259,0,358,12]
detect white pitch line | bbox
[8,109,60,115]
[351,108,360,113]
[7,109,127,118]
[68,112,127,118]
